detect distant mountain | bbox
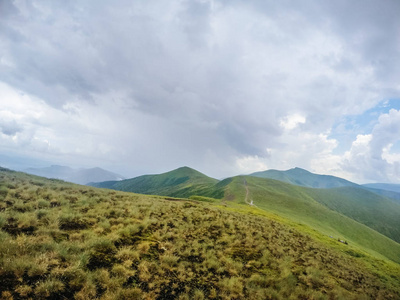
[91,166,224,198]
[250,167,358,188]
[25,165,124,185]
[362,183,400,193]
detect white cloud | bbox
[339,110,400,183]
[280,114,306,130]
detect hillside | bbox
[91,166,223,199]
[93,167,400,260]
[25,165,125,185]
[250,167,358,188]
[0,167,399,299]
[307,186,400,243]
[223,176,400,264]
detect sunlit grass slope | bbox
[91,166,224,199]
[1,167,399,299]
[226,176,400,264]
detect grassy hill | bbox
[250,167,358,188]
[92,167,400,262]
[223,176,400,264]
[306,186,400,243]
[1,167,399,299]
[91,166,224,199]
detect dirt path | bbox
[243,179,254,206]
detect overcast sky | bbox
[1,0,400,183]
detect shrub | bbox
[59,213,89,230]
[34,278,65,298]
[37,199,50,208]
[87,239,117,270]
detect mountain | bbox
[250,167,358,188]
[0,167,399,299]
[363,183,400,193]
[91,166,223,198]
[362,186,400,204]
[223,176,400,263]
[93,166,400,261]
[25,165,124,185]
[250,168,400,204]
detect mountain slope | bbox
[92,166,400,263]
[362,187,400,204]
[251,167,358,188]
[25,165,124,185]
[91,166,223,198]
[223,176,400,264]
[306,186,400,243]
[0,167,399,299]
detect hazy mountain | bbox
[362,183,400,193]
[250,167,358,188]
[25,165,124,185]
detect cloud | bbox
[340,109,400,182]
[280,114,306,130]
[0,1,399,180]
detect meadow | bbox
[1,167,400,299]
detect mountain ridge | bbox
[250,167,358,188]
[25,165,125,185]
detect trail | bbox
[243,179,254,206]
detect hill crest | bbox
[250,167,358,188]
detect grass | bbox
[226,176,400,264]
[0,168,399,299]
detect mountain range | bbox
[92,166,400,263]
[250,167,358,188]
[1,166,399,298]
[25,165,124,185]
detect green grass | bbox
[1,168,399,299]
[91,166,224,199]
[307,186,400,243]
[226,176,400,264]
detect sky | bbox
[0,0,400,183]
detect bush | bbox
[87,239,117,270]
[35,278,65,298]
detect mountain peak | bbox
[167,166,208,178]
[250,167,357,189]
[289,167,312,173]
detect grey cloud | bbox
[0,119,22,136]
[0,0,399,179]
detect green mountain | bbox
[91,166,223,199]
[223,176,400,264]
[250,167,358,188]
[250,168,400,204]
[93,166,400,264]
[306,186,400,243]
[1,167,399,299]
